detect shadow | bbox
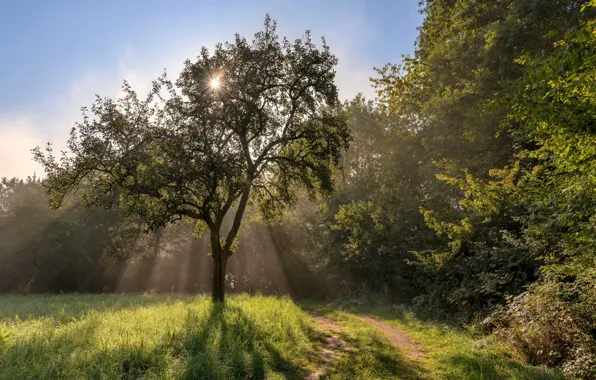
[302,302,565,380]
[300,304,427,379]
[352,306,565,379]
[321,319,427,380]
[183,303,308,379]
[1,298,312,379]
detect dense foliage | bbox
[1,1,595,376]
[306,0,596,376]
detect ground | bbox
[0,294,565,379]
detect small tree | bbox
[33,16,350,301]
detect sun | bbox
[210,76,221,89]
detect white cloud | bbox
[334,48,377,101]
[318,7,378,101]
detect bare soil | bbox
[357,315,425,359]
[307,313,347,380]
[306,312,425,379]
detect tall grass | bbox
[339,303,567,380]
[0,294,318,379]
[0,294,569,379]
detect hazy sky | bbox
[0,0,423,178]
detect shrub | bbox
[493,280,596,379]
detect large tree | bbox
[33,17,350,301]
[371,0,586,314]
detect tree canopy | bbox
[34,16,350,301]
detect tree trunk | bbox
[212,254,227,302]
[209,185,252,302]
[210,231,227,302]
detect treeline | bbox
[0,176,324,296]
[278,0,596,375]
[1,0,595,376]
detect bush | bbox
[492,281,596,379]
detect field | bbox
[0,294,565,379]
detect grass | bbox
[0,294,568,379]
[305,306,428,379]
[304,301,567,380]
[0,294,319,379]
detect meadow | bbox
[0,294,566,379]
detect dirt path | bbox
[307,313,347,380]
[357,315,424,359]
[306,312,425,379]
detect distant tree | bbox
[0,176,142,293]
[33,16,350,301]
[309,95,438,300]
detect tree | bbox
[376,0,584,178]
[0,176,143,293]
[33,16,350,301]
[296,94,440,301]
[371,0,586,316]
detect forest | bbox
[1,0,595,378]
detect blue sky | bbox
[0,0,423,178]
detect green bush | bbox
[492,280,596,378]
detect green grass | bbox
[0,294,569,379]
[0,294,319,379]
[305,301,566,380]
[305,305,428,379]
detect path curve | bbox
[357,315,424,359]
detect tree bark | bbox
[212,253,227,302]
[210,185,252,302]
[210,231,227,302]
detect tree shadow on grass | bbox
[1,299,312,379]
[324,322,429,380]
[182,302,309,379]
[300,304,428,379]
[304,302,565,380]
[352,308,565,379]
